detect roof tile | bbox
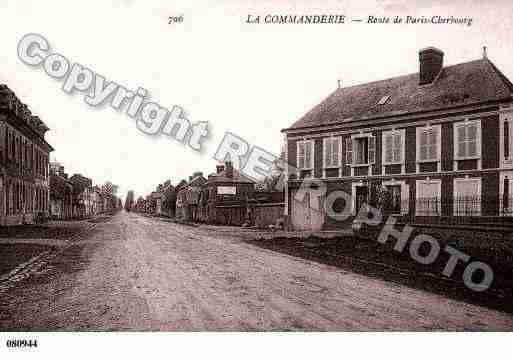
[287,58,513,130]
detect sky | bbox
[0,0,512,200]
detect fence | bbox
[383,196,513,227]
[195,201,285,228]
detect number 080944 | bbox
[6,339,38,348]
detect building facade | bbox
[69,174,93,219]
[196,162,255,225]
[49,162,73,220]
[283,48,513,230]
[0,85,53,225]
[91,185,102,215]
[157,180,175,217]
[176,173,207,221]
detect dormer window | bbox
[377,95,390,105]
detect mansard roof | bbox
[0,84,53,150]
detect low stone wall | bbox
[191,201,285,228]
[214,205,247,226]
[253,203,284,229]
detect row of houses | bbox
[131,162,285,229]
[49,162,122,220]
[0,83,121,225]
[0,85,53,225]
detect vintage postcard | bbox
[0,0,512,357]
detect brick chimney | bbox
[216,164,225,174]
[419,47,444,85]
[225,161,233,178]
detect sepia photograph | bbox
[0,0,512,357]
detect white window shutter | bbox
[385,134,393,163]
[369,136,376,164]
[430,129,438,160]
[401,131,406,162]
[419,130,426,161]
[322,138,329,167]
[467,124,478,157]
[308,140,314,169]
[333,137,340,166]
[393,133,402,162]
[305,141,312,169]
[346,137,353,165]
[297,141,305,169]
[457,125,466,158]
[324,138,332,167]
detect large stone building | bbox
[0,85,53,225]
[282,47,513,230]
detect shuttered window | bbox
[368,136,376,164]
[297,140,314,170]
[417,126,440,162]
[350,136,375,165]
[455,121,480,160]
[346,137,353,165]
[383,130,404,164]
[323,137,341,168]
[355,138,366,165]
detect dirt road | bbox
[1,211,511,330]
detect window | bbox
[323,137,341,168]
[415,179,441,216]
[382,129,405,165]
[382,180,410,215]
[355,185,368,214]
[297,140,314,170]
[347,135,375,166]
[416,125,440,162]
[454,178,481,216]
[454,120,481,160]
[377,95,390,105]
[387,185,402,213]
